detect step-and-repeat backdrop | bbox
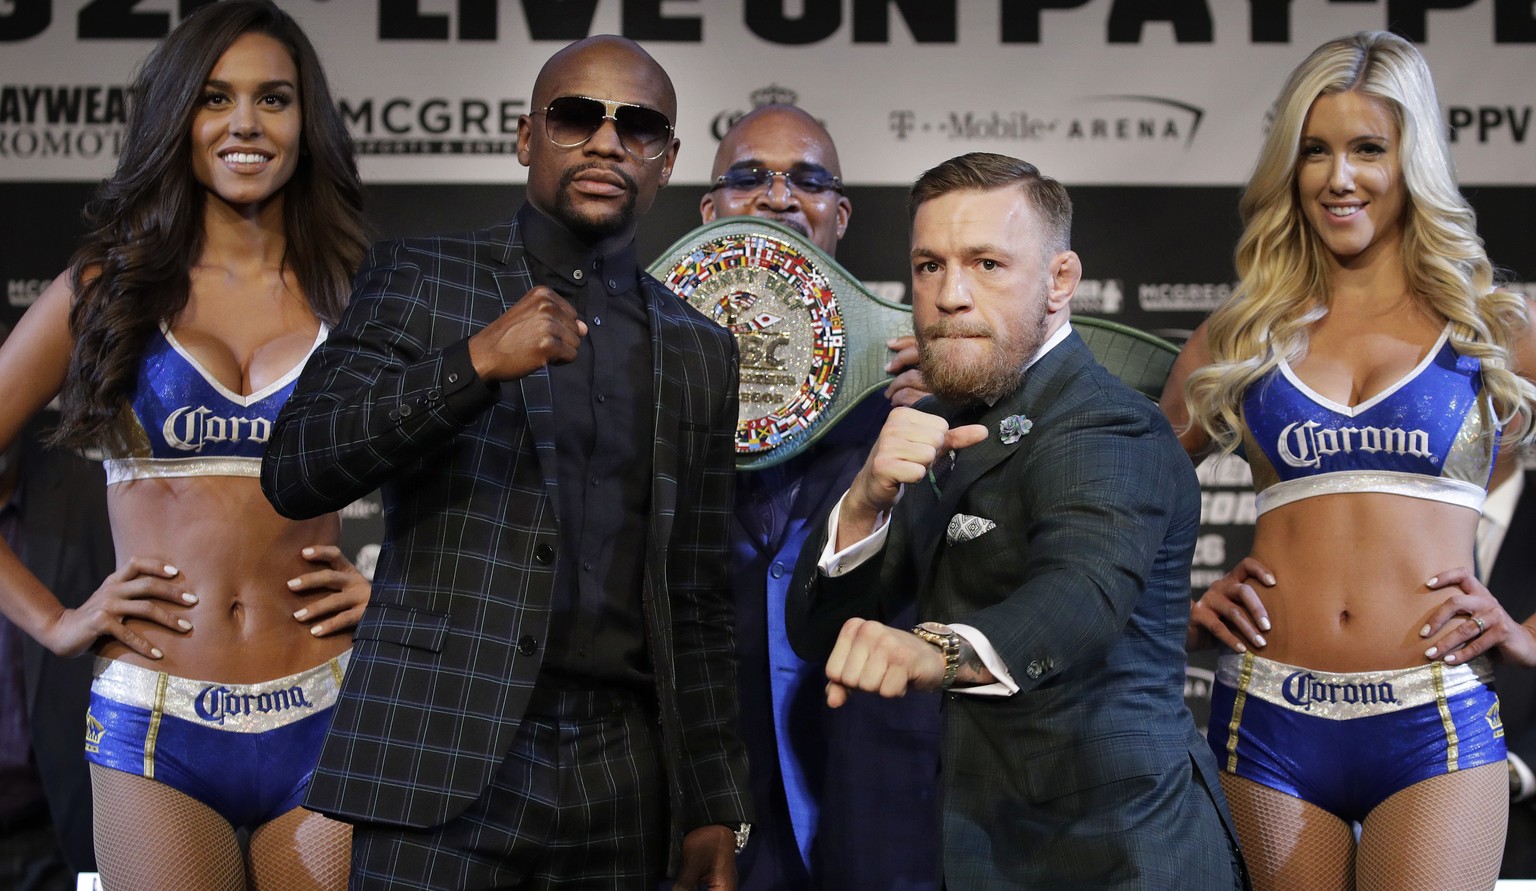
[4,1,1534,715]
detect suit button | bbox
[769,562,785,579]
[518,635,538,656]
[447,372,460,384]
[427,388,441,402]
[1026,660,1045,679]
[534,543,555,564]
[398,404,413,418]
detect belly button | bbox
[1337,609,1352,626]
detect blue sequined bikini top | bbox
[1240,325,1498,516]
[103,322,325,484]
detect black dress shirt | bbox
[520,205,655,691]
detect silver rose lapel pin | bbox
[998,414,1033,444]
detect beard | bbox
[917,286,1049,405]
[553,162,639,242]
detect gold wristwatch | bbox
[912,622,962,689]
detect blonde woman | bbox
[1163,31,1536,891]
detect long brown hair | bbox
[54,0,367,451]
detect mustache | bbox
[762,214,809,238]
[921,318,993,341]
[559,161,637,193]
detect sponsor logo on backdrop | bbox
[889,95,1203,148]
[8,278,52,308]
[1192,455,1255,591]
[710,84,802,141]
[0,83,127,160]
[1139,281,1236,312]
[1448,105,1534,144]
[339,95,525,156]
[1073,279,1124,315]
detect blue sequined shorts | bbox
[1207,652,1505,823]
[84,652,348,830]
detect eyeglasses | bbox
[712,166,844,196]
[533,95,674,160]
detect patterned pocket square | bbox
[946,513,997,545]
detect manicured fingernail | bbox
[1426,577,1438,587]
[181,592,198,604]
[1264,574,1276,586]
[310,625,324,636]
[1445,654,1458,663]
[1258,617,1272,632]
[1253,635,1267,648]
[150,647,164,659]
[287,578,302,588]
[177,619,192,631]
[302,547,315,557]
[164,564,177,575]
[1421,624,1432,637]
[293,608,309,620]
[1233,643,1247,653]
[1425,646,1438,658]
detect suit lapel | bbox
[646,283,681,525]
[490,225,563,517]
[910,333,1089,583]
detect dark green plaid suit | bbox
[796,331,1247,889]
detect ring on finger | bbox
[1472,615,1486,635]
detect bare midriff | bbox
[1247,491,1478,672]
[101,475,347,684]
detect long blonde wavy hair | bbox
[1185,30,1533,452]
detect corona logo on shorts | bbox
[1282,670,1399,710]
[194,684,314,725]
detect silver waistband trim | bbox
[1216,652,1491,720]
[91,651,349,732]
[1255,471,1486,517]
[104,456,264,485]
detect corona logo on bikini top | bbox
[649,218,912,471]
[163,406,274,453]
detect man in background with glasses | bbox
[699,105,940,890]
[264,35,751,891]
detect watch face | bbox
[659,230,845,455]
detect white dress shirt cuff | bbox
[948,623,1018,696]
[817,488,902,576]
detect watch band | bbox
[912,622,962,689]
[732,822,751,854]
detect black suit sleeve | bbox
[263,240,498,518]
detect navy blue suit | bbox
[734,395,941,890]
[793,333,1245,888]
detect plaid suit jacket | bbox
[261,210,751,850]
[794,332,1245,889]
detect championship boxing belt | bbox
[649,217,913,471]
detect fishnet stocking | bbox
[1222,762,1508,891]
[1221,773,1355,891]
[1358,762,1506,891]
[91,764,245,891]
[247,806,351,891]
[91,765,353,891]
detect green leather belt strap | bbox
[649,217,912,471]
